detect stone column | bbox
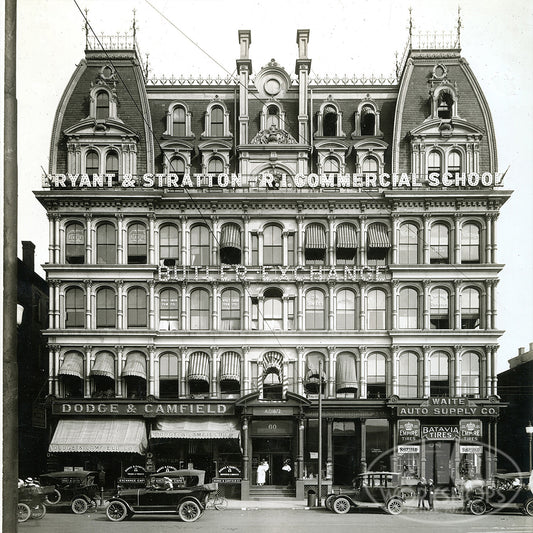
[326,418,333,467]
[116,213,124,265]
[360,419,367,471]
[242,346,250,396]
[53,280,60,329]
[83,345,92,398]
[282,231,289,266]
[212,282,219,331]
[242,416,250,481]
[148,212,156,265]
[180,215,188,266]
[116,346,123,397]
[211,216,219,266]
[242,282,250,330]
[327,216,335,265]
[359,281,367,330]
[297,282,304,330]
[84,212,92,264]
[491,213,498,264]
[257,230,264,266]
[148,345,156,396]
[485,214,493,264]
[210,346,219,398]
[328,281,335,330]
[423,214,430,264]
[423,279,431,330]
[242,215,250,265]
[423,345,430,398]
[48,213,55,263]
[454,213,461,264]
[391,280,399,330]
[258,296,264,330]
[298,417,305,479]
[491,280,498,329]
[180,347,188,397]
[358,348,366,398]
[391,345,399,396]
[359,216,367,266]
[454,280,462,329]
[117,280,124,329]
[148,280,156,330]
[53,213,61,263]
[296,215,304,265]
[84,279,92,329]
[181,282,188,331]
[391,214,400,264]
[327,346,336,398]
[454,345,463,396]
[297,345,305,396]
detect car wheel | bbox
[325,494,336,511]
[524,499,533,517]
[106,501,129,522]
[17,503,31,523]
[469,498,487,516]
[45,489,61,505]
[71,497,89,514]
[386,498,404,515]
[31,503,47,520]
[332,496,351,514]
[178,500,202,522]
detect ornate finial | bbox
[456,6,462,47]
[84,8,89,48]
[144,53,150,80]
[408,7,413,45]
[132,8,137,39]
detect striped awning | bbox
[367,224,391,249]
[220,351,240,382]
[336,224,358,250]
[58,353,84,379]
[336,353,358,392]
[151,418,241,440]
[262,351,283,377]
[90,352,115,379]
[220,225,241,250]
[305,353,326,384]
[188,352,209,382]
[122,353,147,380]
[305,224,327,250]
[49,419,147,453]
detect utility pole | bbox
[317,359,322,506]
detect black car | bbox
[39,471,99,514]
[105,469,216,522]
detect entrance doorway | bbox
[252,438,293,485]
[425,441,452,485]
[333,436,357,485]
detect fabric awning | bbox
[305,353,326,383]
[122,353,147,379]
[188,352,209,382]
[262,351,283,376]
[305,224,327,249]
[367,224,391,249]
[220,351,240,382]
[220,225,241,250]
[151,418,241,440]
[58,353,84,379]
[336,353,358,392]
[49,419,147,453]
[90,352,115,379]
[336,224,358,250]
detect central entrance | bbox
[252,438,293,485]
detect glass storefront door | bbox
[425,441,452,485]
[252,438,293,485]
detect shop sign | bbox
[398,419,420,442]
[53,401,234,416]
[459,419,482,440]
[218,465,241,477]
[32,404,47,429]
[118,477,145,485]
[398,445,420,455]
[157,466,178,473]
[391,397,499,417]
[124,465,146,477]
[422,425,460,440]
[460,445,483,455]
[213,478,242,484]
[252,406,295,416]
[251,420,294,436]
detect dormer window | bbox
[105,150,119,181]
[361,106,376,136]
[96,91,109,120]
[165,102,193,138]
[172,106,186,136]
[323,106,338,136]
[169,157,185,176]
[437,90,454,119]
[85,150,99,175]
[427,150,441,178]
[266,105,280,129]
[210,106,224,136]
[203,100,232,137]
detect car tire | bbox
[332,496,351,514]
[325,494,336,511]
[469,498,487,516]
[178,500,202,522]
[17,503,31,523]
[71,497,89,514]
[45,489,61,505]
[524,499,533,517]
[106,501,129,522]
[31,503,47,520]
[386,497,404,515]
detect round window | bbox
[264,78,281,96]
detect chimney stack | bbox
[529,342,533,352]
[22,241,35,272]
[238,30,251,60]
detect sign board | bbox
[460,445,483,455]
[252,406,295,416]
[398,419,420,442]
[422,425,460,440]
[398,445,420,455]
[391,397,500,417]
[459,419,482,440]
[32,404,47,429]
[213,478,242,484]
[251,420,294,436]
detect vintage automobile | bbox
[38,471,99,514]
[105,469,216,522]
[326,472,407,515]
[466,472,533,516]
[17,483,54,522]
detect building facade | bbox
[36,27,510,498]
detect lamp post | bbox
[526,422,533,472]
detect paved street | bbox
[17,507,533,533]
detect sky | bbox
[12,0,533,372]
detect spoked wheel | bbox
[325,494,336,511]
[469,498,487,516]
[524,498,533,517]
[386,497,404,515]
[332,496,351,514]
[214,496,228,510]
[178,500,202,522]
[45,489,61,505]
[106,501,128,522]
[31,503,47,520]
[17,503,31,523]
[71,497,89,514]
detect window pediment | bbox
[410,118,483,140]
[64,118,138,140]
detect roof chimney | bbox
[22,241,35,272]
[518,347,525,355]
[529,342,533,352]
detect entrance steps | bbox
[248,485,297,500]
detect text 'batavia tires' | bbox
[332,496,351,514]
[31,503,47,520]
[71,497,89,514]
[17,503,31,523]
[106,501,128,522]
[386,497,404,515]
[178,500,202,522]
[469,499,487,516]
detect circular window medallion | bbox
[264,78,281,96]
[433,64,447,79]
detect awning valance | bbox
[188,352,209,382]
[90,352,115,379]
[262,351,283,377]
[49,419,147,453]
[336,224,358,250]
[336,353,358,392]
[305,224,327,250]
[367,224,391,249]
[220,225,241,250]
[151,418,241,440]
[122,353,147,380]
[305,353,326,383]
[220,351,240,382]
[58,353,84,379]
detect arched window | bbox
[208,157,224,185]
[263,225,282,265]
[159,288,179,330]
[304,352,326,394]
[362,156,378,174]
[448,150,461,175]
[367,288,386,329]
[219,351,240,396]
[169,157,185,176]
[188,351,209,395]
[172,106,186,136]
[210,105,224,136]
[323,105,338,136]
[221,288,241,330]
[65,222,85,264]
[90,351,115,398]
[190,225,210,265]
[128,222,147,264]
[264,288,283,330]
[105,150,119,181]
[159,224,179,266]
[159,353,179,399]
[123,352,147,399]
[399,288,419,329]
[58,351,84,398]
[430,288,450,329]
[220,224,242,265]
[323,157,340,173]
[399,352,418,398]
[367,353,386,398]
[461,223,480,264]
[336,289,356,329]
[190,288,209,330]
[305,223,327,264]
[266,105,280,129]
[96,91,109,120]
[305,289,325,330]
[430,223,449,264]
[127,287,147,328]
[430,352,449,396]
[96,287,116,328]
[85,150,99,175]
[336,352,358,395]
[65,287,85,328]
[437,90,453,119]
[461,352,480,397]
[367,222,390,265]
[461,287,480,329]
[428,151,441,178]
[262,352,284,400]
[336,223,357,264]
[361,105,376,136]
[96,222,116,264]
[399,223,418,264]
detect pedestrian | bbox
[416,477,427,509]
[97,466,106,489]
[282,459,292,486]
[256,459,269,486]
[425,478,435,510]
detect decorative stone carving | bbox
[250,124,297,145]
